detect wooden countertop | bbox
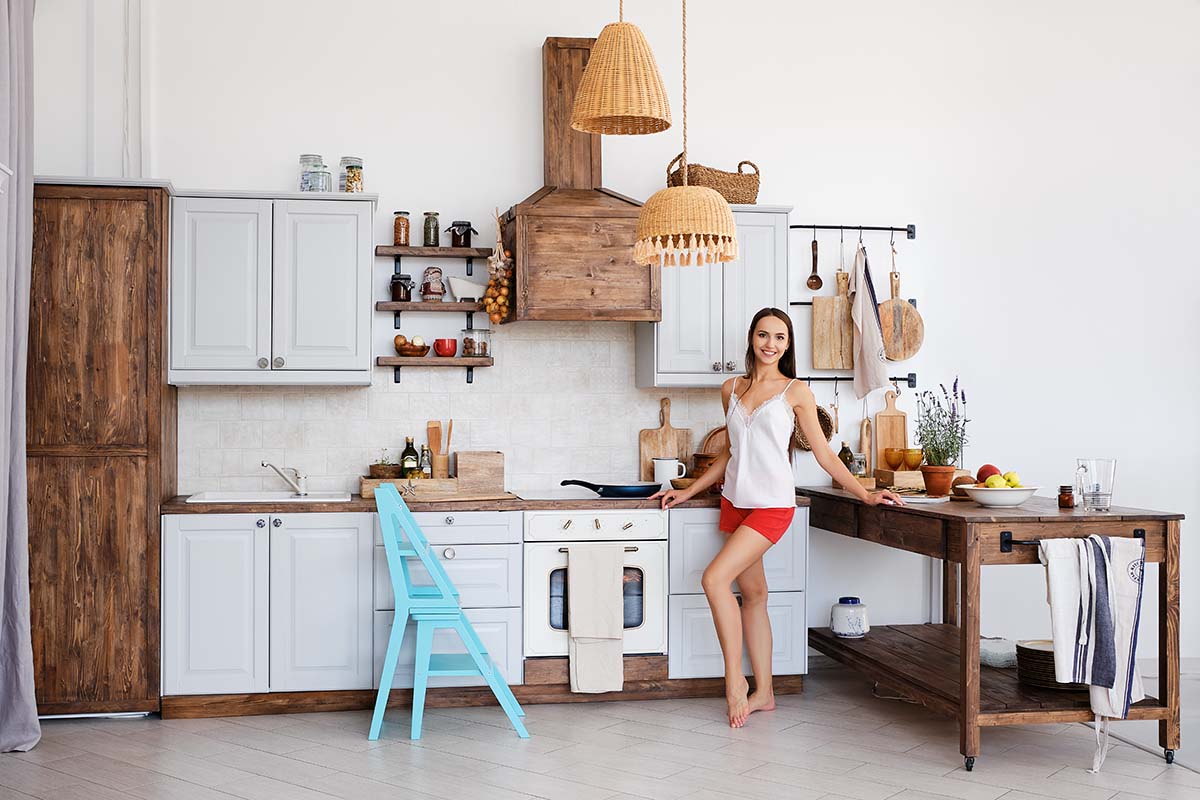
[161,494,811,515]
[797,487,1183,522]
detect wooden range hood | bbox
[501,37,661,322]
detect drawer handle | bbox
[560,546,638,553]
[562,519,573,530]
[443,547,456,560]
[594,518,601,530]
[272,518,282,528]
[444,516,455,525]
[622,522,633,530]
[273,356,285,368]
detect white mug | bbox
[653,457,687,490]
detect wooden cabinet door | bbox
[721,210,789,372]
[170,198,272,371]
[271,200,371,371]
[654,253,724,377]
[668,592,806,679]
[269,513,373,691]
[162,514,269,696]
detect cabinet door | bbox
[721,210,789,371]
[269,513,374,691]
[654,254,724,374]
[271,200,371,371]
[162,514,269,695]
[374,544,522,611]
[373,607,523,689]
[668,507,807,594]
[377,511,522,546]
[170,198,272,370]
[668,592,806,679]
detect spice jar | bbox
[1058,485,1076,509]
[390,273,414,302]
[298,154,325,192]
[423,212,440,247]
[392,212,410,246]
[461,328,492,357]
[446,220,478,248]
[339,156,363,193]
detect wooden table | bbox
[797,487,1183,771]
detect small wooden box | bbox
[360,477,458,499]
[874,468,970,490]
[455,450,505,491]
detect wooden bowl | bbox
[672,478,696,491]
[903,448,925,470]
[883,447,905,470]
[396,344,430,357]
[693,452,718,476]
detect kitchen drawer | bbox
[374,544,521,610]
[669,507,807,594]
[667,592,806,679]
[524,509,667,542]
[372,607,522,689]
[373,511,521,546]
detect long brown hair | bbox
[743,307,797,383]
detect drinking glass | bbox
[1075,458,1116,512]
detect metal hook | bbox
[890,229,895,247]
[858,226,864,244]
[892,378,901,397]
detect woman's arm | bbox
[791,384,904,507]
[651,380,735,509]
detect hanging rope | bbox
[619,0,623,22]
[681,0,688,185]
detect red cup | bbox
[433,338,458,357]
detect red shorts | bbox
[718,498,795,544]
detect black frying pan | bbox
[560,479,661,499]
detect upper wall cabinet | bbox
[169,193,375,385]
[635,205,790,388]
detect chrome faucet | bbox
[261,461,308,496]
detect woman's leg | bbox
[735,557,776,715]
[701,526,774,728]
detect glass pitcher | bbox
[1075,458,1116,512]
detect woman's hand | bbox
[863,489,906,507]
[650,488,689,509]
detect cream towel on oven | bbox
[567,544,625,693]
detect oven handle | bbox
[558,546,639,553]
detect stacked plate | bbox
[1016,640,1088,691]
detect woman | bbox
[654,307,904,728]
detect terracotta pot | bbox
[368,463,404,479]
[920,465,958,497]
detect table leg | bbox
[1159,519,1181,760]
[960,528,980,769]
[943,560,958,626]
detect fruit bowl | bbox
[396,344,430,357]
[960,486,1039,507]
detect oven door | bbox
[523,540,667,657]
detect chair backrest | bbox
[373,483,459,606]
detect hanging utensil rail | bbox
[793,373,917,388]
[790,224,916,239]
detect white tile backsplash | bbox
[176,323,729,496]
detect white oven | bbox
[523,509,668,657]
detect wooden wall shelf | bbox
[376,245,493,276]
[375,301,484,313]
[375,356,493,385]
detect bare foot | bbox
[726,676,750,728]
[746,689,776,717]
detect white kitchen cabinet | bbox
[269,513,374,691]
[669,507,808,594]
[668,592,807,679]
[635,205,791,388]
[162,514,269,695]
[376,511,522,546]
[372,607,523,689]
[168,192,376,385]
[373,543,522,610]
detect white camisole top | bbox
[721,378,798,509]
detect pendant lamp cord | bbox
[681,0,688,185]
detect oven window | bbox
[549,567,644,631]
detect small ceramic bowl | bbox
[433,338,458,357]
[883,448,905,470]
[903,448,925,470]
[960,486,1039,508]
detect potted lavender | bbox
[915,378,969,497]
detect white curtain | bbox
[0,0,41,752]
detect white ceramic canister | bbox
[830,596,869,638]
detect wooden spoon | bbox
[806,235,823,290]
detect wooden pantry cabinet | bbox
[635,205,791,388]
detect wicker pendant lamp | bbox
[633,0,738,267]
[572,1,671,135]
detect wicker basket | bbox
[666,153,760,204]
[794,406,834,452]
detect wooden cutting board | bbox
[639,397,692,480]
[812,271,854,369]
[878,271,924,361]
[874,390,908,467]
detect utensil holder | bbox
[431,454,450,479]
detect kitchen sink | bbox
[185,491,352,503]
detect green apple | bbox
[1004,471,1020,487]
[985,474,1008,489]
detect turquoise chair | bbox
[369,483,528,740]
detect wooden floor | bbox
[1,665,1195,800]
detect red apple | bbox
[976,464,1002,483]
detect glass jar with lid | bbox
[392,211,411,246]
[298,154,324,192]
[423,212,440,247]
[446,220,478,248]
[307,165,332,192]
[339,156,363,192]
[461,328,492,358]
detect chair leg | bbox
[458,619,525,717]
[411,622,435,740]
[369,609,409,740]
[455,619,528,738]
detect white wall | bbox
[33,0,1200,659]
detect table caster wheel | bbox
[964,756,975,772]
[1165,750,1175,765]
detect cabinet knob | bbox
[725,360,737,372]
[256,519,266,528]
[444,515,455,525]
[273,356,285,368]
[257,357,269,369]
[443,547,456,560]
[712,361,722,372]
[272,518,282,528]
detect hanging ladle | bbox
[806,227,823,290]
